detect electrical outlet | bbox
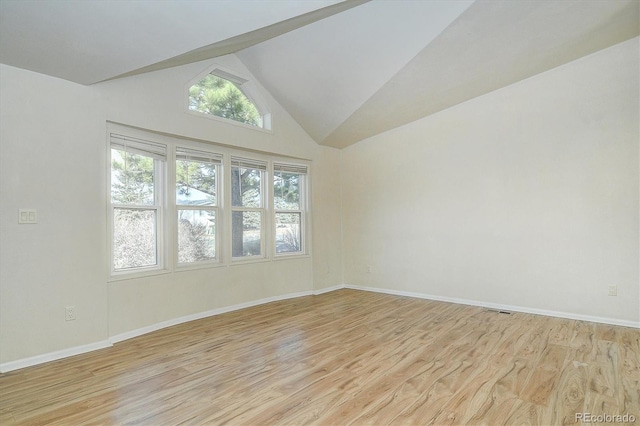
[366,265,372,273]
[65,306,76,321]
[18,209,37,224]
[608,285,617,296]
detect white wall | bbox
[0,65,108,364]
[96,55,340,337]
[341,38,639,325]
[0,54,344,367]
[312,147,343,291]
[1,36,637,369]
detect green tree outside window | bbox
[189,74,263,128]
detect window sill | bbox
[175,261,225,273]
[230,256,270,266]
[108,267,172,283]
[274,253,310,261]
[185,110,273,134]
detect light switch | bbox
[18,209,37,224]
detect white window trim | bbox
[273,163,309,258]
[185,64,273,133]
[175,147,223,268]
[230,156,268,262]
[106,123,311,280]
[108,131,169,279]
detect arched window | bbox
[188,68,270,130]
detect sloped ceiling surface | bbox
[0,0,352,84]
[319,0,640,148]
[1,0,638,148]
[237,0,475,144]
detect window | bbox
[189,71,265,128]
[176,148,222,265]
[110,135,166,272]
[231,157,266,259]
[274,163,307,255]
[108,126,309,278]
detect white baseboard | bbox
[1,289,320,373]
[313,284,345,295]
[0,340,112,373]
[344,284,640,329]
[110,289,315,344]
[4,282,635,373]
[110,286,348,344]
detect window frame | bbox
[175,147,223,268]
[273,163,308,257]
[186,65,272,132]
[108,133,167,277]
[230,157,267,262]
[107,124,311,280]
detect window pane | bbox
[231,167,262,208]
[274,172,301,210]
[232,211,261,257]
[111,149,155,205]
[275,212,301,254]
[176,160,216,206]
[113,209,156,269]
[178,209,216,263]
[188,74,263,128]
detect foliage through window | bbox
[231,157,266,259]
[110,136,166,271]
[108,128,309,278]
[176,148,221,264]
[274,164,307,255]
[189,73,263,128]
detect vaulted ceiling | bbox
[1,0,638,148]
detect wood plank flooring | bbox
[1,289,638,425]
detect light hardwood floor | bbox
[1,289,639,425]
